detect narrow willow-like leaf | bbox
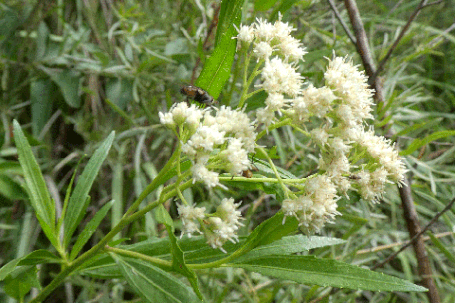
[231,212,299,259]
[13,120,58,249]
[400,130,455,156]
[230,255,427,292]
[69,200,115,260]
[111,254,201,303]
[234,235,345,263]
[63,132,115,248]
[196,0,244,99]
[0,250,60,281]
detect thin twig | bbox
[372,0,429,82]
[372,197,455,270]
[327,0,356,45]
[422,0,444,9]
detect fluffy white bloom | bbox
[159,102,203,132]
[302,84,337,118]
[328,138,351,156]
[214,106,257,153]
[256,107,276,127]
[278,35,307,62]
[235,24,255,43]
[356,129,406,185]
[217,198,243,228]
[177,204,206,238]
[254,41,274,60]
[205,198,243,252]
[311,127,330,146]
[265,93,286,111]
[191,162,223,189]
[325,56,374,125]
[221,138,252,175]
[282,175,340,233]
[182,125,226,158]
[290,96,309,122]
[254,18,275,41]
[261,57,303,97]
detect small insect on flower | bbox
[180,85,217,106]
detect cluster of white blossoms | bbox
[282,175,340,233]
[159,17,407,248]
[160,102,256,189]
[177,198,243,252]
[235,18,406,233]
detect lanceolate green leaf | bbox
[69,200,115,260]
[111,254,200,303]
[230,255,427,292]
[400,130,455,156]
[196,0,244,99]
[63,132,115,248]
[13,120,58,248]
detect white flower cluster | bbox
[282,175,340,233]
[160,103,256,189]
[235,18,406,232]
[235,17,307,128]
[177,198,243,252]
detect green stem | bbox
[256,117,292,140]
[257,147,290,199]
[124,147,181,218]
[105,246,173,270]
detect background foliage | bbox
[1,0,454,302]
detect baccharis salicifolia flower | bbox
[158,15,407,252]
[161,104,256,189]
[232,17,406,232]
[177,198,243,252]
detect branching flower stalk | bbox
[31,16,407,302]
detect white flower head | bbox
[177,204,206,238]
[254,41,274,60]
[261,57,303,97]
[191,162,225,189]
[159,102,204,132]
[235,24,255,43]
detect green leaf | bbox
[255,0,278,11]
[69,200,115,260]
[106,78,133,110]
[400,130,455,156]
[234,212,299,257]
[0,174,28,200]
[31,78,53,137]
[196,0,244,99]
[111,254,201,303]
[166,225,204,300]
[230,255,427,292]
[63,132,115,248]
[0,250,61,281]
[13,120,58,248]
[40,66,81,108]
[4,266,40,300]
[235,235,345,263]
[428,232,455,266]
